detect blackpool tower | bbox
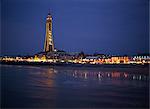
[44,13,54,52]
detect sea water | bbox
[1,65,149,108]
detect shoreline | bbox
[1,61,149,74]
[1,61,149,67]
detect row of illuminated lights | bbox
[1,56,150,64]
[133,56,150,59]
[1,57,72,63]
[0,58,149,64]
[76,59,149,64]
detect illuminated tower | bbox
[44,13,54,52]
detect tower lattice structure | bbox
[44,13,54,52]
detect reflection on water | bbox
[64,70,148,81]
[28,67,148,89]
[1,65,149,108]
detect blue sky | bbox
[1,0,149,55]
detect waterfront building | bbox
[44,13,55,52]
[111,56,129,64]
[132,55,150,64]
[82,56,99,64]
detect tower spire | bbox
[48,9,51,15]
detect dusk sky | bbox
[1,0,149,56]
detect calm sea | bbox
[1,64,149,108]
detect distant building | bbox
[111,56,129,64]
[44,13,55,52]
